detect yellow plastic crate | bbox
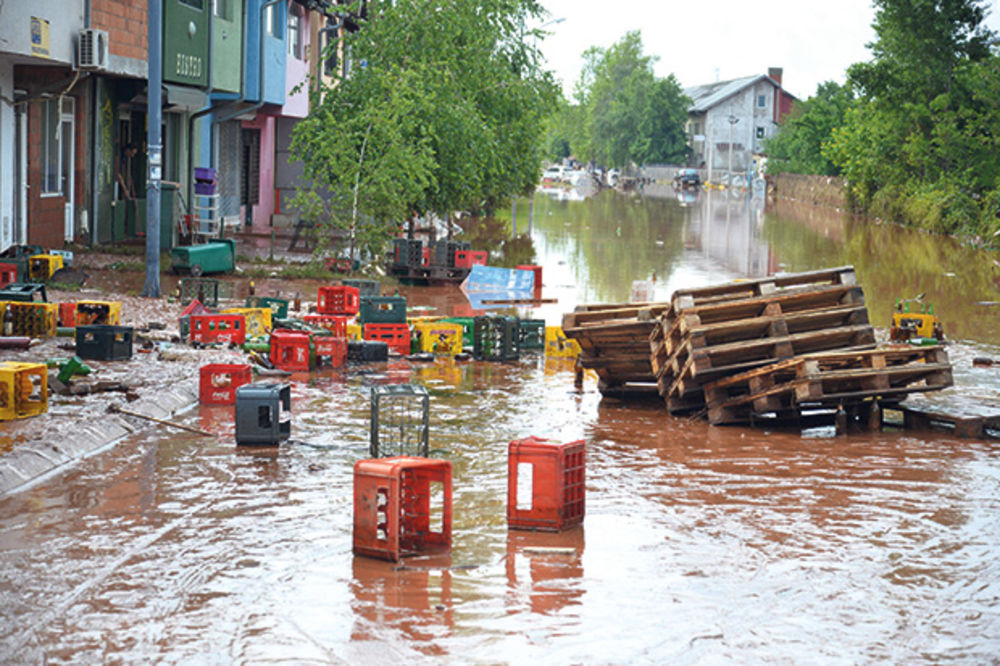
[76,300,122,326]
[28,254,64,281]
[346,323,362,341]
[406,315,443,326]
[1,301,58,337]
[414,322,463,355]
[545,326,582,358]
[0,361,48,420]
[222,307,272,338]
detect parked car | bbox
[674,168,701,189]
[542,165,572,183]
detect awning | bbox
[163,84,208,112]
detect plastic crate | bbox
[28,254,64,281]
[199,363,253,405]
[348,339,389,363]
[544,326,582,358]
[190,314,246,345]
[58,302,77,327]
[370,385,429,458]
[180,278,222,307]
[2,301,58,337]
[441,317,474,347]
[346,323,362,341]
[0,263,16,289]
[454,250,487,269]
[516,265,543,291]
[243,296,289,320]
[0,361,48,420]
[473,315,520,362]
[313,335,347,368]
[359,296,407,324]
[303,313,348,337]
[518,319,546,351]
[353,456,452,562]
[507,437,585,532]
[317,285,360,315]
[75,325,133,360]
[235,382,291,446]
[75,300,122,326]
[414,322,463,355]
[0,282,47,302]
[363,323,410,355]
[393,238,424,269]
[341,279,380,298]
[430,240,466,267]
[270,329,311,371]
[221,307,272,338]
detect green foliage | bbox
[765,81,853,175]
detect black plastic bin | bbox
[76,325,134,361]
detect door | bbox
[240,128,260,226]
[60,97,75,242]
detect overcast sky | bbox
[536,0,1000,100]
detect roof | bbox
[684,74,794,113]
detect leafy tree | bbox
[765,81,853,176]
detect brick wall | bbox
[91,0,148,62]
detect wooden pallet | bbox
[670,265,858,311]
[882,406,1000,439]
[704,346,953,425]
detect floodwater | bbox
[3,186,1000,663]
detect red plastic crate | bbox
[190,314,246,344]
[303,313,348,337]
[313,334,347,368]
[270,329,311,371]
[507,436,585,532]
[516,265,543,291]
[421,247,430,267]
[353,456,452,562]
[363,323,410,355]
[317,285,360,315]
[0,263,16,289]
[199,363,253,405]
[58,302,77,328]
[455,250,487,269]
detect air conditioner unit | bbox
[77,29,109,71]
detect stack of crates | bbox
[303,313,348,337]
[28,254,63,281]
[430,240,468,268]
[221,307,272,338]
[317,285,360,316]
[75,301,122,326]
[473,315,520,362]
[1,302,58,337]
[392,238,424,270]
[0,361,47,420]
[507,437,585,532]
[518,319,546,351]
[361,296,408,355]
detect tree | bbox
[765,81,853,176]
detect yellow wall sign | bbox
[30,17,50,58]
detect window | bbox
[757,94,767,108]
[755,126,765,139]
[41,99,60,194]
[288,4,302,59]
[323,22,339,76]
[264,4,280,37]
[179,0,204,8]
[212,0,227,19]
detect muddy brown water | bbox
[2,189,1000,662]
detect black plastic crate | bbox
[0,282,47,303]
[392,238,424,269]
[430,240,464,268]
[347,339,389,363]
[75,325,134,361]
[473,315,520,362]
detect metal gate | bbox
[217,120,241,222]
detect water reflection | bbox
[505,528,584,616]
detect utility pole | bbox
[727,113,739,189]
[142,0,163,297]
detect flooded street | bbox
[3,188,1000,663]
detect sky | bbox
[536,0,1000,101]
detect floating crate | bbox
[359,296,407,324]
[353,456,452,562]
[317,285,360,315]
[235,382,291,445]
[303,313,348,337]
[393,238,424,269]
[180,278,222,307]
[442,316,474,347]
[544,326,582,358]
[58,302,76,327]
[313,334,347,368]
[199,363,253,405]
[0,361,48,420]
[342,279,380,298]
[270,329,311,371]
[454,250,487,269]
[363,323,410,355]
[518,319,546,351]
[507,437,585,532]
[0,282,47,303]
[413,322,463,355]
[370,384,430,458]
[190,314,246,345]
[28,254,63,281]
[0,263,16,289]
[76,300,122,326]
[1,301,58,337]
[221,307,272,338]
[75,325,133,360]
[348,339,389,363]
[473,315,520,362]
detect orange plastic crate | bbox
[363,322,410,355]
[303,313,348,337]
[58,302,76,327]
[190,314,246,344]
[313,335,347,368]
[507,436,585,532]
[199,363,253,405]
[353,456,452,562]
[317,285,360,315]
[270,329,310,371]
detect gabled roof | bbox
[685,74,790,113]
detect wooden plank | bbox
[670,266,857,310]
